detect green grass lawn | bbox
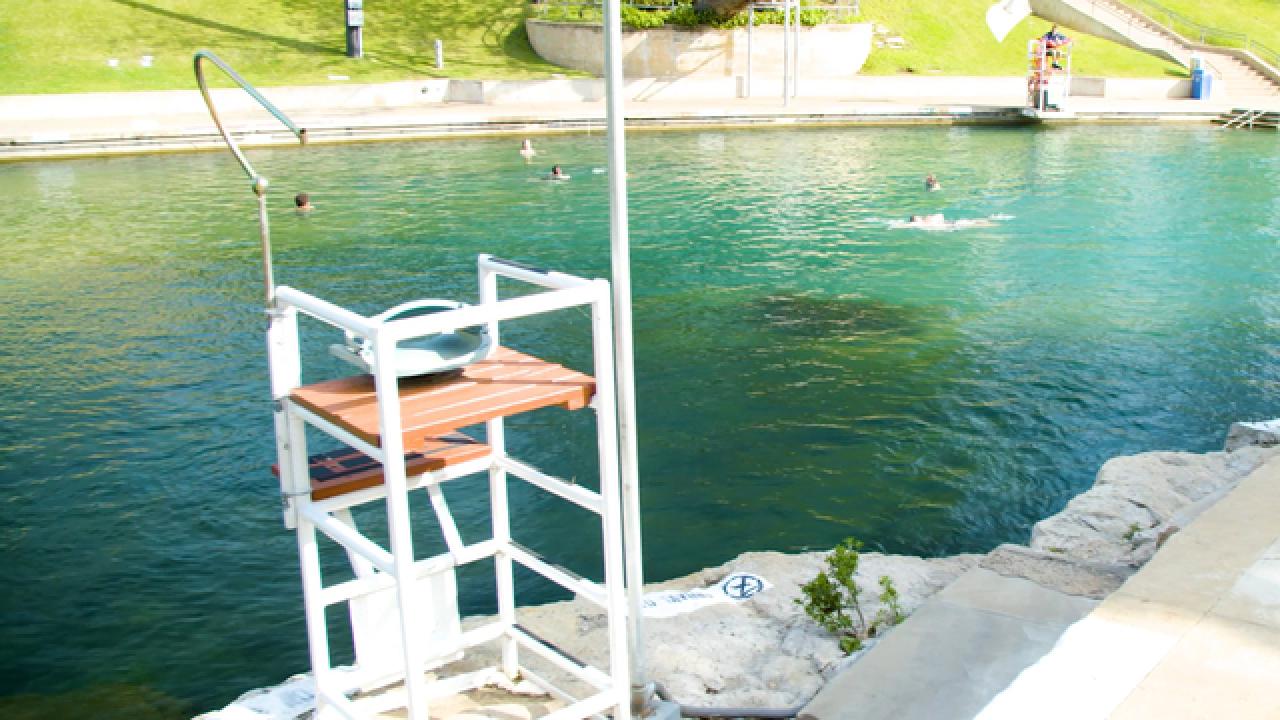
[0,0,568,94]
[0,0,1186,95]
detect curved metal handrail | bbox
[193,49,307,304]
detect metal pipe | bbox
[601,0,648,712]
[747,5,754,98]
[193,50,307,305]
[783,0,791,104]
[792,0,800,98]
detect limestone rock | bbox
[1029,445,1280,565]
[980,543,1133,599]
[451,549,978,708]
[1224,419,1280,453]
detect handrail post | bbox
[193,50,307,306]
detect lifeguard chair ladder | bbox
[268,255,634,720]
[1027,35,1073,113]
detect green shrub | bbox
[541,2,852,29]
[621,4,669,28]
[797,537,906,655]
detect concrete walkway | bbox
[4,81,1274,163]
[800,455,1280,720]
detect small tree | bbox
[797,537,905,654]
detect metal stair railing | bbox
[1220,108,1262,130]
[1115,0,1280,72]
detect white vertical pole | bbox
[747,5,754,98]
[266,297,331,715]
[782,1,788,98]
[488,413,518,677]
[296,517,334,713]
[370,331,430,720]
[601,0,647,709]
[476,260,516,676]
[267,305,302,528]
[590,281,633,720]
[792,0,800,98]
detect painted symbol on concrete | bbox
[722,573,765,600]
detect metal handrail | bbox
[1221,108,1262,130]
[1117,0,1280,70]
[193,50,307,304]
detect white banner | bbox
[642,572,772,618]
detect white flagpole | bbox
[600,0,648,708]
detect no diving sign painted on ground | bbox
[641,572,772,618]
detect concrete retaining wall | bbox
[0,75,1197,125]
[526,19,872,79]
[0,80,454,121]
[1071,76,1192,98]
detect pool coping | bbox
[0,92,1238,163]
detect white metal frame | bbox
[1027,36,1073,112]
[267,255,634,720]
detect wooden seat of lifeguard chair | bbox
[271,433,491,500]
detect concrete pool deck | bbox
[800,453,1280,720]
[3,81,1279,162]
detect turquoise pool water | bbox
[1,125,1277,717]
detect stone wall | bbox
[526,20,873,79]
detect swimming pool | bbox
[0,124,1276,717]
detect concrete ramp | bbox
[798,567,1098,720]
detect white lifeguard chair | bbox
[197,0,655,711]
[1026,33,1073,116]
[268,256,638,720]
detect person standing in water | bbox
[924,173,941,191]
[520,139,536,163]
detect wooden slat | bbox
[272,434,491,500]
[290,347,595,447]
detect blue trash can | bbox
[1191,68,1211,99]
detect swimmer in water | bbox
[520,138,536,163]
[924,173,941,191]
[893,213,1000,230]
[548,165,570,181]
[294,192,313,213]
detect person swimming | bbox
[924,173,941,191]
[892,213,1002,230]
[547,165,570,181]
[294,192,313,213]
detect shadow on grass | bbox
[107,0,339,56]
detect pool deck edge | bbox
[0,90,1251,163]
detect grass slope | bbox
[0,0,565,94]
[0,0,1186,95]
[1125,0,1280,55]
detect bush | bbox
[621,4,669,28]
[540,1,850,29]
[796,537,906,654]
